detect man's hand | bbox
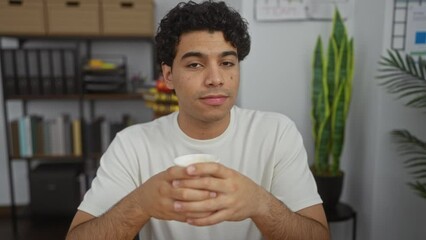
[135,165,218,222]
[170,163,267,226]
[169,163,329,240]
[66,165,218,239]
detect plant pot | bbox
[314,172,344,210]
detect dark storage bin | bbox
[30,163,82,217]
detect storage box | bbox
[46,0,101,35]
[30,163,82,217]
[0,0,46,35]
[101,0,154,36]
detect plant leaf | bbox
[407,182,426,199]
[391,130,426,200]
[311,36,331,175]
[377,50,426,110]
[312,36,324,140]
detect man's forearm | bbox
[252,191,329,240]
[66,191,150,240]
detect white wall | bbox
[347,0,386,238]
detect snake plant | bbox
[311,9,354,176]
[377,49,426,200]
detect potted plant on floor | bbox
[377,50,426,200]
[311,8,354,209]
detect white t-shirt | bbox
[78,106,322,240]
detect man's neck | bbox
[177,112,231,140]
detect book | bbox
[18,117,28,157]
[101,120,111,152]
[9,120,20,157]
[43,120,53,155]
[35,119,44,156]
[85,117,103,156]
[17,115,43,157]
[64,116,72,155]
[24,116,32,156]
[50,119,59,155]
[30,116,43,156]
[93,117,103,155]
[55,114,71,155]
[72,119,82,156]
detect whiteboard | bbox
[255,0,350,21]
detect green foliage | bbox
[311,9,354,176]
[377,50,426,200]
[377,50,426,108]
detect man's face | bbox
[162,30,240,127]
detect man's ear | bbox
[161,63,174,89]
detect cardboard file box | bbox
[0,0,46,35]
[101,0,154,36]
[30,163,82,217]
[46,0,101,35]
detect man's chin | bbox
[199,107,232,123]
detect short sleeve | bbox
[78,132,141,216]
[271,121,322,212]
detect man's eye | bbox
[187,63,202,68]
[222,61,235,67]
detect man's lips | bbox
[200,95,228,106]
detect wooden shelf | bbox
[6,94,82,100]
[10,155,83,161]
[6,93,146,101]
[0,34,154,41]
[84,93,145,100]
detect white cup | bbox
[173,154,220,167]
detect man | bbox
[66,1,329,239]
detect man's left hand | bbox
[171,163,268,226]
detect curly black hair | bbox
[155,1,251,66]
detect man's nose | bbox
[204,65,224,87]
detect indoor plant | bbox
[377,49,426,200]
[311,8,354,209]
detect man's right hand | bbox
[126,165,218,222]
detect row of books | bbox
[1,48,80,97]
[9,114,134,158]
[3,76,80,97]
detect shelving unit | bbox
[0,36,156,238]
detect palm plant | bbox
[377,49,426,200]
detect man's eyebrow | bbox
[180,50,238,60]
[221,51,238,58]
[181,51,203,60]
